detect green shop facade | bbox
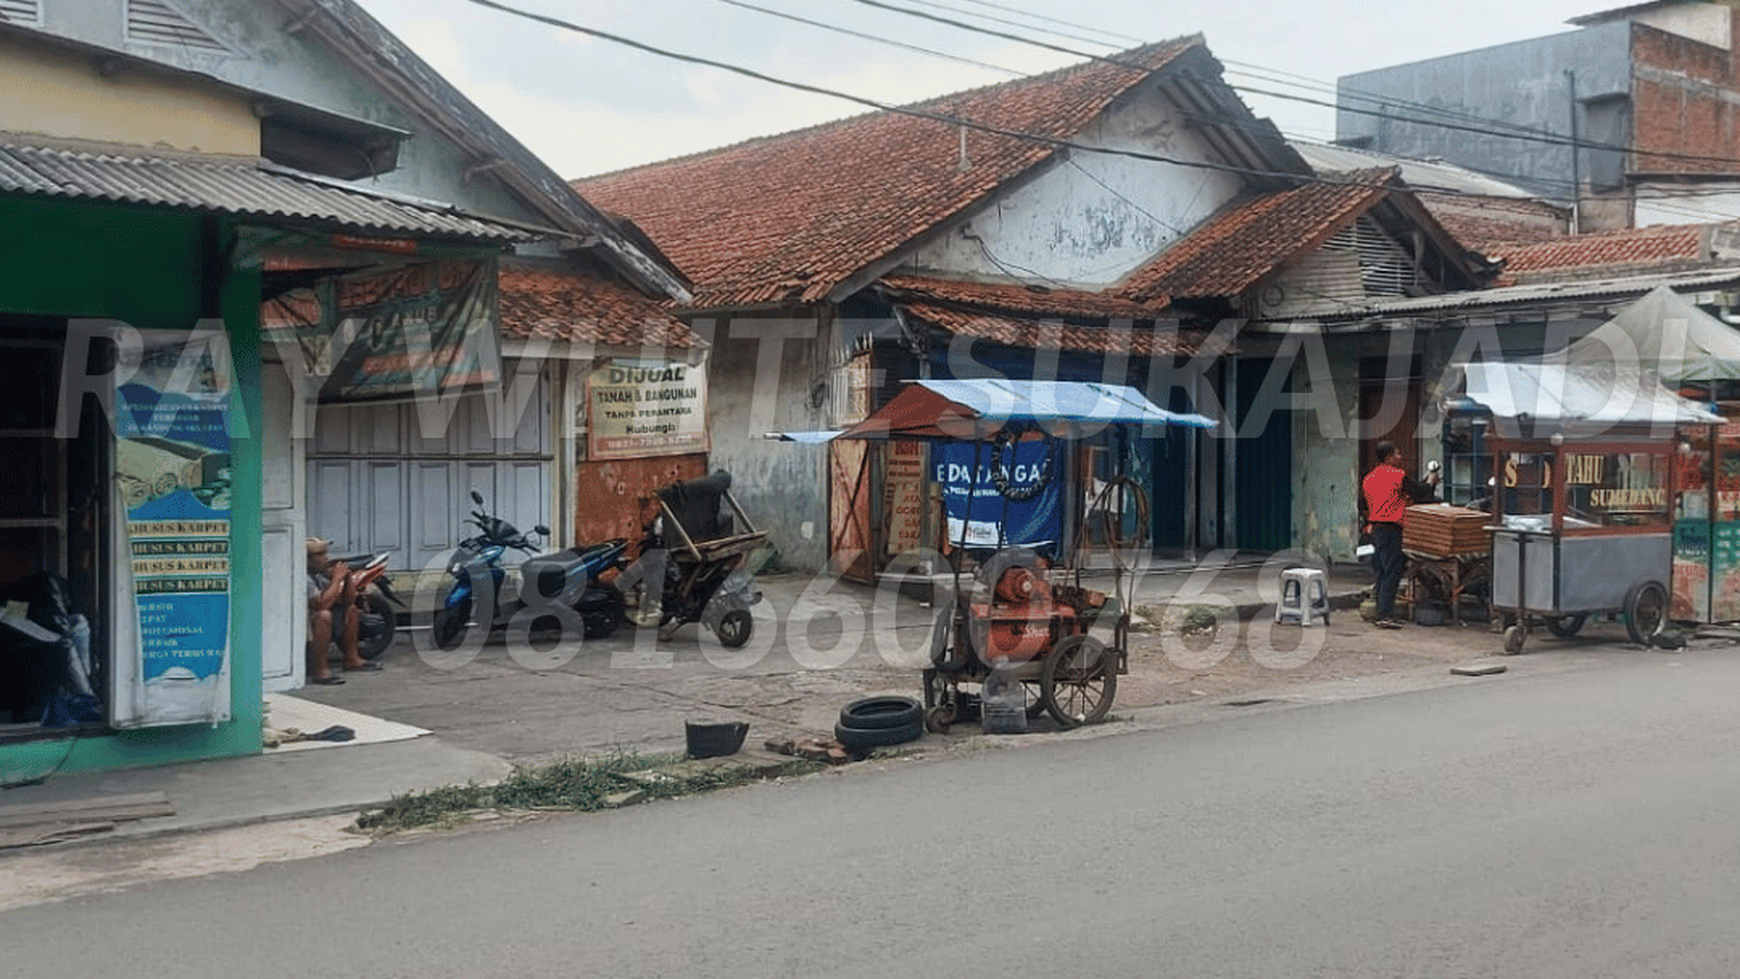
[0,187,514,782]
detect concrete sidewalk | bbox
[3,555,1489,847]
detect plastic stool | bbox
[1275,567,1330,626]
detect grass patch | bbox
[1179,604,1225,636]
[356,751,805,835]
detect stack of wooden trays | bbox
[1403,504,1491,557]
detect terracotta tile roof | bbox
[497,265,701,349]
[898,301,1198,357]
[573,38,1202,310]
[1417,191,1569,253]
[1119,169,1395,302]
[1489,224,1709,279]
[879,274,1167,320]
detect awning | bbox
[1561,284,1740,384]
[773,379,1217,442]
[1456,360,1721,438]
[0,137,556,243]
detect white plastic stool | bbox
[1275,567,1330,626]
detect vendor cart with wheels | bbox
[780,378,1215,731]
[1453,360,1720,654]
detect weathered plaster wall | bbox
[0,34,258,154]
[905,78,1245,288]
[1337,22,1631,202]
[1293,340,1361,560]
[702,322,829,571]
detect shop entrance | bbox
[0,322,111,737]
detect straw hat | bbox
[305,537,332,555]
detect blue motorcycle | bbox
[432,490,628,649]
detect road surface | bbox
[5,648,1738,977]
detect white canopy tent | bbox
[1561,284,1740,384]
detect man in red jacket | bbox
[1361,441,1437,628]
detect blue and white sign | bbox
[116,337,233,727]
[934,440,1062,554]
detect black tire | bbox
[1041,634,1116,729]
[715,608,753,648]
[432,600,470,651]
[357,592,397,660]
[838,695,922,730]
[834,717,923,750]
[1545,614,1586,639]
[1624,581,1668,645]
[582,590,625,639]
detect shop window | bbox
[0,328,110,737]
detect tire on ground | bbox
[837,695,922,730]
[834,717,924,750]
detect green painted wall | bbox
[1295,341,1361,561]
[0,197,263,780]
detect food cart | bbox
[1456,360,1721,654]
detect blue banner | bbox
[934,440,1062,555]
[116,338,233,726]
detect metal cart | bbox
[1455,360,1721,654]
[780,379,1215,730]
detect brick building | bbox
[1338,1,1740,230]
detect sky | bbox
[356,0,1610,180]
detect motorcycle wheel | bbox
[432,600,470,651]
[715,608,753,649]
[582,590,625,640]
[358,592,397,660]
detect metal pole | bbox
[1566,69,1581,232]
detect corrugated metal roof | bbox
[1323,266,1740,318]
[1292,140,1537,199]
[0,138,554,242]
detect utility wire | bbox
[483,0,1740,214]
[940,0,1144,45]
[718,0,1024,75]
[465,0,1392,192]
[881,0,1130,50]
[834,0,1740,176]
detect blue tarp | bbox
[768,379,1216,442]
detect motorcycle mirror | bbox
[470,490,485,505]
[534,524,551,536]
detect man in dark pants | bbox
[1361,441,1438,628]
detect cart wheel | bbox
[1021,680,1047,719]
[1624,581,1668,646]
[1502,624,1526,655]
[1545,615,1586,639]
[1041,635,1116,729]
[925,705,956,734]
[715,608,753,648]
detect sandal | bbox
[344,661,383,672]
[309,675,346,685]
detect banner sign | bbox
[262,259,500,404]
[933,440,1062,554]
[116,336,233,726]
[586,361,709,459]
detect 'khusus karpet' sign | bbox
[586,362,708,459]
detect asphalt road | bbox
[6,649,1739,978]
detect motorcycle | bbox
[328,551,403,660]
[431,490,628,649]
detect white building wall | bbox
[905,80,1246,287]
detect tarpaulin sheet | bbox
[934,439,1062,555]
